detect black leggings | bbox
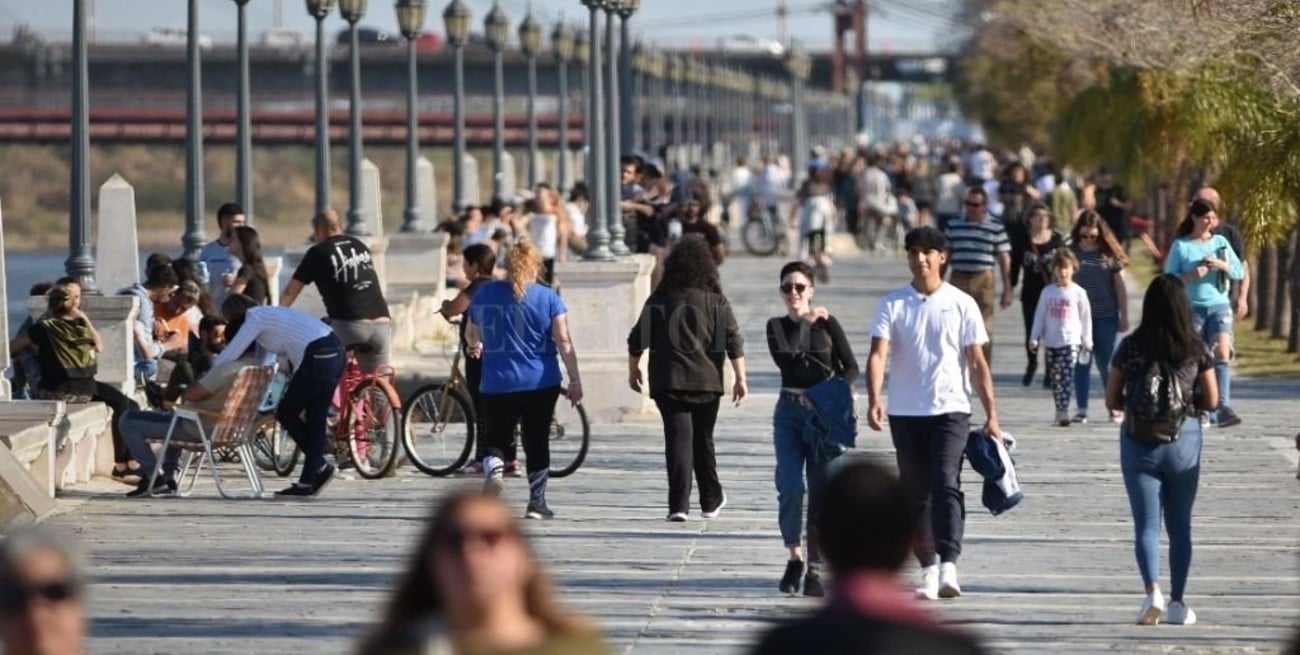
[1021,287,1043,366]
[478,386,561,475]
[655,397,723,515]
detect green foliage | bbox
[953,28,1068,149]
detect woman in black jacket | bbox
[628,238,747,522]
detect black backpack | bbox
[1123,355,1191,444]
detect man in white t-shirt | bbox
[865,225,1004,603]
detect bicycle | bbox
[402,321,591,478]
[741,202,787,257]
[258,344,403,480]
[805,229,830,283]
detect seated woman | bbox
[9,283,141,480]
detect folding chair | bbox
[146,365,276,499]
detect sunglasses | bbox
[780,283,809,295]
[0,581,79,611]
[964,201,984,208]
[438,527,512,551]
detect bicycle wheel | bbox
[401,383,475,477]
[742,218,779,257]
[347,379,400,479]
[548,396,590,478]
[253,422,299,478]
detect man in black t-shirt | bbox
[281,209,391,373]
[1094,168,1130,243]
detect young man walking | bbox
[865,226,1004,601]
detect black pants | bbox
[889,413,969,565]
[277,335,344,485]
[479,386,561,475]
[656,397,723,515]
[94,382,139,464]
[465,355,514,462]
[1020,286,1043,368]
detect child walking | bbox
[1030,249,1093,426]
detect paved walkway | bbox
[51,250,1300,654]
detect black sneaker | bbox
[1216,405,1242,428]
[779,559,805,595]
[309,463,336,496]
[275,482,314,497]
[1021,362,1035,387]
[803,569,825,598]
[525,502,554,520]
[125,475,176,498]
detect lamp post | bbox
[396,0,428,232]
[443,0,471,213]
[579,0,611,261]
[616,0,640,157]
[785,39,811,184]
[67,0,96,291]
[518,10,542,189]
[648,49,664,153]
[574,29,589,146]
[233,0,253,222]
[484,2,510,202]
[551,22,574,192]
[629,40,645,152]
[339,0,370,236]
[307,0,334,214]
[182,0,206,259]
[669,55,683,165]
[604,0,627,255]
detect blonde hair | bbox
[506,241,542,300]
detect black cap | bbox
[904,226,949,252]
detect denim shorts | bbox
[1192,303,1233,345]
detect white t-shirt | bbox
[859,166,893,214]
[564,202,587,238]
[871,282,987,416]
[1030,283,1093,350]
[527,213,559,259]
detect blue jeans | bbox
[119,409,202,477]
[1075,315,1120,412]
[1191,303,1233,415]
[1120,420,1202,601]
[277,335,344,485]
[773,394,829,559]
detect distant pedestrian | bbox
[227,226,271,306]
[196,202,246,307]
[1017,203,1066,387]
[0,525,88,655]
[866,226,1004,601]
[627,238,747,522]
[466,241,584,520]
[943,186,1013,364]
[748,458,989,655]
[1105,274,1217,625]
[1069,210,1130,424]
[357,493,610,655]
[1093,167,1131,245]
[766,261,858,597]
[1028,248,1092,426]
[1166,195,1246,428]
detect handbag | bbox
[798,350,858,462]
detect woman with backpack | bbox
[1105,274,1217,626]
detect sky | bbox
[0,0,961,53]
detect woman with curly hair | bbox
[627,238,747,522]
[227,225,271,306]
[357,492,609,655]
[1069,209,1130,423]
[466,241,584,520]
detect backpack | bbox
[1123,355,1191,444]
[38,317,97,380]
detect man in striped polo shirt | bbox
[944,186,1013,363]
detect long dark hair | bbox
[1175,198,1215,238]
[357,493,590,655]
[1070,209,1129,266]
[1129,274,1201,363]
[171,257,218,316]
[657,238,721,295]
[233,226,270,294]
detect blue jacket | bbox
[964,430,1023,516]
[803,376,857,463]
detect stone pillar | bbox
[361,158,384,237]
[461,153,481,207]
[95,174,141,294]
[280,249,327,319]
[416,156,438,226]
[0,196,10,399]
[31,295,139,395]
[264,256,283,306]
[528,151,547,192]
[385,231,449,352]
[553,150,575,191]
[499,151,518,201]
[552,254,655,423]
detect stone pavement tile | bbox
[50,252,1300,654]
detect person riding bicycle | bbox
[281,209,391,375]
[795,170,836,272]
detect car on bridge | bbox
[144,27,213,50]
[335,26,398,47]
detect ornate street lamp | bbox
[551,22,574,191]
[579,0,611,261]
[519,10,543,188]
[443,0,471,213]
[603,0,627,255]
[396,0,428,232]
[484,2,510,201]
[339,0,371,235]
[614,0,640,159]
[307,0,335,214]
[630,39,646,152]
[574,28,589,139]
[785,39,812,182]
[234,0,253,222]
[68,0,96,290]
[183,0,207,259]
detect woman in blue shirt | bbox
[466,241,584,520]
[1162,199,1244,426]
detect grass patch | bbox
[1233,326,1300,379]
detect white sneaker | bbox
[915,564,939,600]
[938,562,962,598]
[1165,600,1196,625]
[666,511,688,522]
[1137,589,1165,625]
[701,493,727,519]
